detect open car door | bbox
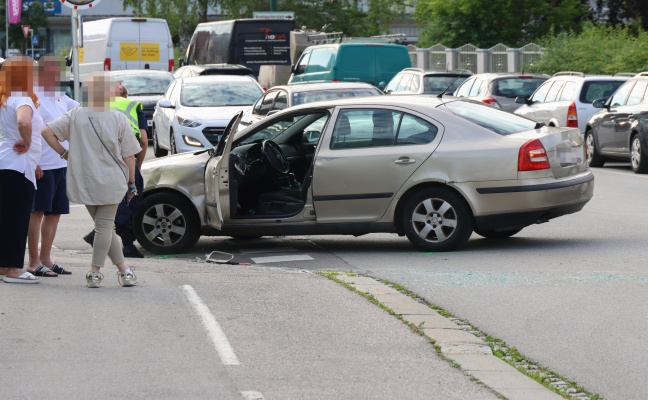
[204,112,243,230]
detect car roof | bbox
[181,63,254,73]
[399,68,473,76]
[284,93,447,112]
[549,72,630,81]
[108,69,173,77]
[468,72,549,79]
[180,75,259,84]
[271,82,380,93]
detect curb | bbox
[333,273,565,400]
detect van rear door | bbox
[110,19,173,71]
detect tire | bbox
[170,130,177,155]
[585,130,605,168]
[401,187,473,252]
[474,227,522,239]
[630,133,648,174]
[133,192,201,254]
[152,126,168,158]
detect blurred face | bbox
[85,72,113,109]
[38,56,65,92]
[4,56,34,96]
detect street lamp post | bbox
[270,0,276,11]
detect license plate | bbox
[147,120,153,127]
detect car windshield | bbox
[117,74,173,95]
[491,78,546,98]
[423,75,469,94]
[292,88,380,106]
[181,82,263,107]
[440,100,538,136]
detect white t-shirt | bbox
[0,96,43,187]
[35,88,80,170]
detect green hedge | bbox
[527,23,648,75]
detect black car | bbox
[586,72,648,174]
[108,69,174,140]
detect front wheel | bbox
[630,134,648,174]
[585,130,605,168]
[401,187,473,252]
[152,126,168,157]
[133,192,201,254]
[474,227,522,239]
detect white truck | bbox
[77,17,174,76]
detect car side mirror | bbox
[377,81,386,90]
[592,98,607,109]
[157,99,174,109]
[290,64,296,74]
[64,56,72,67]
[304,130,320,143]
[178,58,185,67]
[515,96,529,105]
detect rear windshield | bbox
[292,88,381,106]
[423,75,469,94]
[440,100,538,136]
[580,81,625,103]
[491,78,546,98]
[117,74,173,96]
[181,81,262,107]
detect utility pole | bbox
[270,0,276,11]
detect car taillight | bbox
[482,96,500,108]
[566,101,578,128]
[518,138,550,171]
[168,59,174,72]
[103,58,111,71]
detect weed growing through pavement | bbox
[319,271,604,400]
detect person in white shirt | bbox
[0,56,44,284]
[27,56,80,277]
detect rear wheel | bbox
[474,228,522,239]
[585,130,605,168]
[401,187,473,252]
[133,192,201,254]
[152,126,168,157]
[630,133,648,174]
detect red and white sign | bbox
[22,25,31,39]
[60,0,103,10]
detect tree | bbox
[0,1,49,56]
[413,0,588,48]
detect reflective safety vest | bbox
[112,97,142,139]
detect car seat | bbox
[372,110,394,146]
[331,114,352,149]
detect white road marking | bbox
[181,285,240,366]
[241,391,265,400]
[250,255,314,263]
[593,168,648,178]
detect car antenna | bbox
[437,67,470,99]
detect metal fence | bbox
[407,42,545,73]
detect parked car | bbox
[585,72,648,173]
[453,72,549,112]
[108,69,174,139]
[385,68,472,95]
[173,63,255,79]
[134,95,593,255]
[288,42,411,89]
[151,75,264,157]
[239,82,384,129]
[514,71,629,135]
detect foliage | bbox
[0,1,49,56]
[413,0,587,48]
[526,23,648,75]
[593,0,648,30]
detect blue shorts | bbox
[32,167,70,215]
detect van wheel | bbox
[170,130,177,155]
[630,133,648,173]
[401,187,473,252]
[152,126,168,157]
[133,192,201,254]
[585,130,605,168]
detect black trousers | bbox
[0,169,35,268]
[114,164,144,244]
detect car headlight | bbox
[182,135,203,147]
[177,116,202,127]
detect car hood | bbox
[129,94,163,109]
[179,105,252,123]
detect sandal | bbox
[50,264,72,275]
[4,272,41,284]
[30,265,58,277]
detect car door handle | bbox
[394,157,416,165]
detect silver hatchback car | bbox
[453,72,549,112]
[135,96,593,254]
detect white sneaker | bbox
[117,269,137,287]
[86,271,104,288]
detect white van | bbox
[78,18,174,76]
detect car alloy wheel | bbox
[630,134,648,173]
[133,192,200,254]
[585,130,605,168]
[402,187,473,251]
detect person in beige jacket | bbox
[41,72,141,288]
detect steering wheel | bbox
[261,140,289,174]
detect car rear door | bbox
[312,107,443,222]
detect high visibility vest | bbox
[112,97,142,139]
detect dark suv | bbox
[586,72,648,173]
